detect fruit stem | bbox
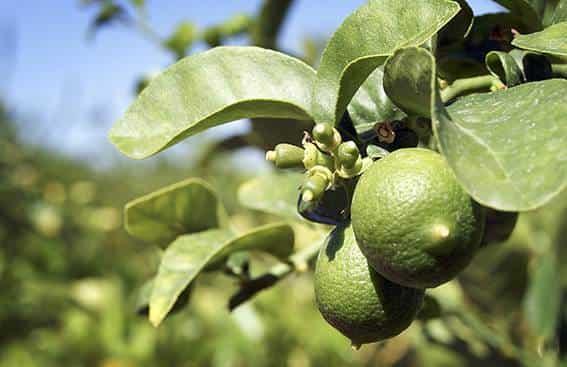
[440,75,498,102]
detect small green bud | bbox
[301,166,333,202]
[337,141,360,168]
[312,123,341,152]
[266,144,304,169]
[302,143,334,170]
[336,141,363,178]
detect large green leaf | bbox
[513,22,567,57]
[386,47,567,211]
[440,81,567,211]
[524,252,561,340]
[125,178,227,246]
[110,46,316,159]
[311,0,460,125]
[237,172,303,221]
[347,67,406,135]
[149,223,294,326]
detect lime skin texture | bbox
[351,148,486,289]
[314,224,424,346]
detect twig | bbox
[228,238,322,310]
[251,0,295,49]
[441,75,498,103]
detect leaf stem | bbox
[228,238,323,310]
[552,64,567,78]
[441,75,498,102]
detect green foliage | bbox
[347,67,406,135]
[312,0,460,125]
[92,0,567,364]
[149,223,294,326]
[440,80,567,210]
[125,178,228,246]
[110,47,316,159]
[513,22,567,56]
[237,173,304,221]
[485,51,524,87]
[493,0,567,28]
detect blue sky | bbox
[0,0,502,162]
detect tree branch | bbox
[251,0,295,49]
[228,238,322,310]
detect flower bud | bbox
[266,144,304,169]
[312,123,341,152]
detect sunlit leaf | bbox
[125,178,227,246]
[149,223,294,326]
[312,0,459,125]
[385,47,567,211]
[238,172,303,220]
[513,22,567,57]
[110,47,316,159]
[440,80,567,210]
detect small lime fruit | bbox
[314,224,424,347]
[351,148,485,289]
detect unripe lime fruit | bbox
[351,148,485,289]
[314,225,424,347]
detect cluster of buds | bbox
[266,123,371,203]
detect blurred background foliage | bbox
[0,0,566,366]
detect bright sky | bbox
[0,0,502,162]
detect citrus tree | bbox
[108,0,567,365]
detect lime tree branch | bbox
[252,0,295,49]
[441,75,499,103]
[228,238,322,310]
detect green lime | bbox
[314,224,424,347]
[351,148,485,289]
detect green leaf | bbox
[485,51,524,87]
[149,223,294,326]
[110,47,316,159]
[513,22,567,57]
[125,178,227,246]
[524,253,561,339]
[312,0,460,125]
[387,47,567,211]
[493,0,567,28]
[237,172,303,220]
[440,80,567,211]
[437,0,474,46]
[347,67,406,135]
[383,48,435,117]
